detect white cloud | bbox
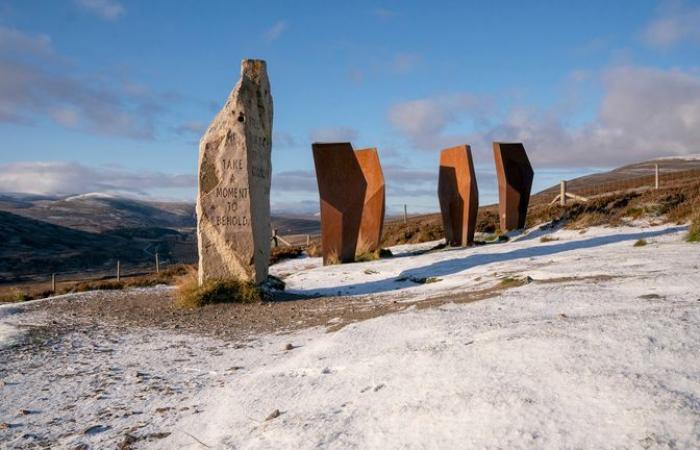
[643,0,700,48]
[264,20,287,42]
[0,161,194,196]
[309,126,359,143]
[73,0,125,21]
[388,66,700,167]
[388,94,491,149]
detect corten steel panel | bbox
[355,148,385,254]
[493,142,534,231]
[438,145,479,246]
[312,143,367,265]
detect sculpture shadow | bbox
[289,226,687,297]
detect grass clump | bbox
[539,236,559,243]
[688,213,700,242]
[394,275,441,284]
[270,246,304,265]
[175,273,261,309]
[355,247,393,262]
[499,275,533,287]
[633,239,648,247]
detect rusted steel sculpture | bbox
[312,143,367,265]
[493,142,534,231]
[438,145,479,246]
[355,148,385,254]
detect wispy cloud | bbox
[174,121,207,137]
[642,0,700,48]
[73,0,125,21]
[309,126,359,143]
[373,7,396,19]
[0,161,194,196]
[0,26,178,139]
[272,169,317,193]
[0,26,52,57]
[273,131,297,149]
[264,20,288,42]
[390,52,422,74]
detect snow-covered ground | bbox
[1,223,699,448]
[271,222,690,302]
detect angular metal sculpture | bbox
[355,148,385,254]
[197,59,273,285]
[312,143,367,265]
[438,145,479,246]
[493,142,534,231]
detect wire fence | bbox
[565,168,700,199]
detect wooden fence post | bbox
[560,180,567,206]
[655,164,659,190]
[306,234,310,246]
[51,273,56,293]
[155,252,160,274]
[117,260,121,282]
[403,204,408,224]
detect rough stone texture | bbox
[493,142,534,231]
[438,145,479,246]
[312,143,366,265]
[196,59,272,284]
[355,148,385,254]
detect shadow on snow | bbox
[288,226,687,298]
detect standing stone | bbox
[355,148,385,254]
[493,142,533,231]
[438,145,479,246]
[197,59,272,285]
[312,142,366,265]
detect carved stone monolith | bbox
[438,145,479,246]
[196,59,272,285]
[312,143,366,265]
[493,142,533,231]
[355,148,385,254]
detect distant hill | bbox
[0,193,196,233]
[0,210,198,279]
[0,193,320,236]
[0,193,320,279]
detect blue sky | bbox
[1,0,699,214]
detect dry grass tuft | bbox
[175,270,261,309]
[633,239,648,247]
[355,247,392,262]
[688,212,700,243]
[324,249,340,265]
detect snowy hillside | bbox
[1,223,699,448]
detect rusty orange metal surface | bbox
[493,142,534,231]
[438,145,479,246]
[355,148,385,254]
[312,143,367,264]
